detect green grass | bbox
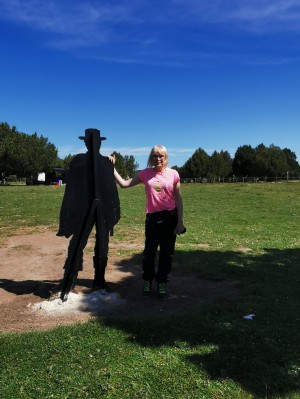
[0,183,300,399]
[0,185,63,238]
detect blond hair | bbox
[147,145,168,168]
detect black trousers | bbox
[142,208,178,283]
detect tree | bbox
[220,150,233,177]
[180,148,210,178]
[267,144,288,176]
[111,151,138,178]
[62,154,75,172]
[0,122,17,177]
[123,155,139,178]
[0,122,58,178]
[283,148,300,174]
[233,144,297,177]
[23,133,58,176]
[254,143,289,177]
[254,143,268,176]
[232,145,256,176]
[207,150,232,178]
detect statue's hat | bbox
[79,128,106,141]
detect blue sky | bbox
[1,0,300,169]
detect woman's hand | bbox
[108,154,116,164]
[174,221,186,235]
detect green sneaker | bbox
[157,282,167,299]
[143,281,152,296]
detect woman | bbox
[113,145,186,299]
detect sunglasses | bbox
[152,154,165,159]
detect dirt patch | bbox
[237,246,253,252]
[0,231,238,333]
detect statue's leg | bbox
[63,233,84,271]
[60,230,90,290]
[60,200,98,301]
[93,218,110,289]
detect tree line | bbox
[1,122,300,184]
[0,122,58,183]
[174,144,300,179]
[0,122,140,184]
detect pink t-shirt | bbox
[138,167,180,214]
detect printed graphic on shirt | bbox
[154,184,162,192]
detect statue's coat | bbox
[57,151,120,238]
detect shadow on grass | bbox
[100,247,300,398]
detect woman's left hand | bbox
[175,222,186,235]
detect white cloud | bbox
[103,146,152,156]
[171,0,300,32]
[58,144,196,158]
[1,0,300,66]
[0,0,135,47]
[57,144,84,158]
[3,0,300,45]
[58,145,247,167]
[173,148,197,154]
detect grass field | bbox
[0,182,300,398]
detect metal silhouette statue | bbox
[57,128,120,301]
